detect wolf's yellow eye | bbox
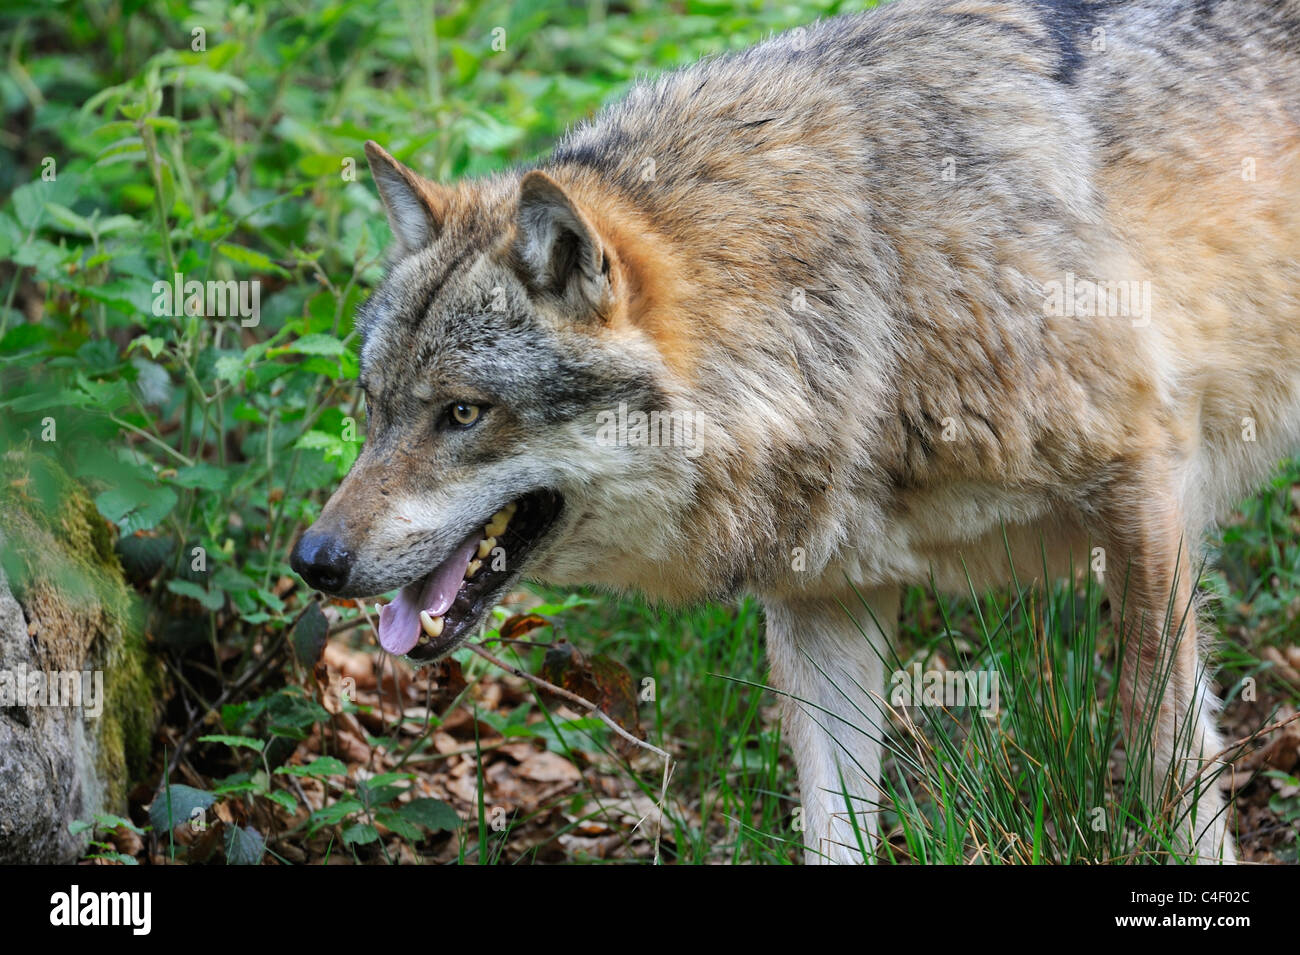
[449,402,481,427]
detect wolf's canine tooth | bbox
[477,537,495,559]
[465,558,482,578]
[419,611,444,638]
[485,510,510,537]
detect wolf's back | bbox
[542,0,1300,556]
[551,0,1300,223]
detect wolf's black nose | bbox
[290,530,352,593]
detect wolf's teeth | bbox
[504,500,517,517]
[477,537,496,559]
[465,559,482,579]
[419,611,444,638]
[485,509,510,537]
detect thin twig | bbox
[327,614,368,638]
[464,642,668,760]
[655,752,672,865]
[1171,710,1300,805]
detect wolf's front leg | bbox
[763,586,898,864]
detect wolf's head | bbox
[290,142,703,660]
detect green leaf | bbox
[216,242,287,276]
[212,778,261,797]
[181,67,251,97]
[157,159,176,213]
[10,238,68,276]
[149,784,216,832]
[212,566,258,593]
[284,334,344,357]
[0,324,51,353]
[92,119,137,140]
[75,371,132,408]
[44,202,93,236]
[275,756,348,778]
[375,807,422,842]
[95,136,146,165]
[399,799,461,832]
[294,429,340,452]
[308,798,363,834]
[360,772,412,789]
[9,174,80,229]
[297,153,343,177]
[255,588,285,612]
[168,462,228,491]
[291,601,328,667]
[266,690,329,735]
[10,182,48,229]
[96,484,177,535]
[225,825,266,865]
[127,335,166,358]
[198,733,265,753]
[213,354,246,384]
[92,811,145,834]
[341,822,379,847]
[266,790,298,815]
[166,578,225,611]
[359,785,404,808]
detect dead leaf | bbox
[517,750,581,783]
[497,740,538,761]
[540,640,642,752]
[499,613,552,643]
[324,640,378,690]
[1261,646,1300,688]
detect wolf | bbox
[290,0,1300,863]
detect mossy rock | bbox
[0,448,160,863]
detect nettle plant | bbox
[1,3,681,861]
[2,65,387,639]
[0,18,401,861]
[0,0,676,644]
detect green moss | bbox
[0,448,160,809]
[100,599,157,791]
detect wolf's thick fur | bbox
[297,0,1300,862]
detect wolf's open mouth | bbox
[376,489,564,660]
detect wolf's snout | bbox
[290,529,353,594]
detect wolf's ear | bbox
[364,140,447,254]
[514,170,611,319]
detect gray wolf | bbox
[291,0,1300,863]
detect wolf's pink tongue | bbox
[377,588,422,656]
[376,532,481,655]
